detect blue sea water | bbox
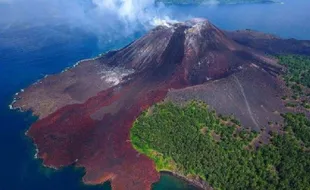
[0,0,310,190]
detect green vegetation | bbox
[278,55,310,89]
[278,55,310,109]
[303,102,310,109]
[131,101,310,190]
[283,113,310,147]
[285,102,297,108]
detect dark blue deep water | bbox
[0,0,310,189]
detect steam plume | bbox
[0,0,173,35]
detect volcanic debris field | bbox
[12,19,310,190]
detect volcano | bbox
[12,19,308,190]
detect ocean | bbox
[0,0,309,189]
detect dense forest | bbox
[278,55,310,89]
[157,0,274,5]
[277,55,310,109]
[131,101,310,190]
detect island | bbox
[12,19,310,190]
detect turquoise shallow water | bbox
[0,1,309,189]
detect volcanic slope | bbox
[14,19,286,190]
[226,29,310,55]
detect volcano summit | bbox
[12,19,310,190]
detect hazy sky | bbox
[1,0,310,41]
[0,0,172,34]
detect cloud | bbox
[92,0,154,22]
[0,0,173,37]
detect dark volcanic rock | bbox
[166,64,288,131]
[226,29,310,55]
[12,59,133,119]
[13,19,295,190]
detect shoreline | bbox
[8,50,110,112]
[131,120,211,190]
[8,43,128,113]
[8,51,108,169]
[159,171,211,190]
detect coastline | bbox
[131,133,211,190]
[8,50,109,113]
[160,171,212,190]
[8,51,109,170]
[8,43,128,114]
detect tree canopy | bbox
[277,55,310,109]
[131,101,310,190]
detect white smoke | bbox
[99,66,135,85]
[151,16,179,27]
[92,0,154,22]
[0,0,174,35]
